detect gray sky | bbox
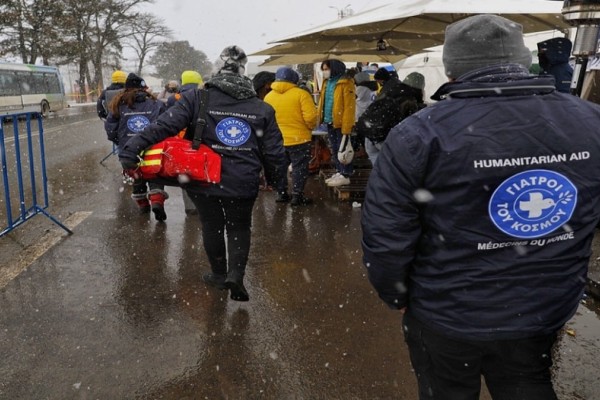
[140,0,387,62]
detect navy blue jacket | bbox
[362,64,600,340]
[104,91,165,152]
[119,74,286,199]
[538,37,573,93]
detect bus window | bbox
[0,72,20,96]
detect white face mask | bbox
[322,70,331,79]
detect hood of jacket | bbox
[537,37,572,67]
[270,80,297,94]
[206,74,256,100]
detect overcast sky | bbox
[140,0,388,62]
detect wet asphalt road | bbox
[0,106,600,399]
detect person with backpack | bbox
[97,70,126,120]
[105,73,168,219]
[355,71,425,165]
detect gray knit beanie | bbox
[402,72,425,90]
[442,14,532,79]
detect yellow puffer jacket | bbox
[264,81,318,146]
[317,76,356,135]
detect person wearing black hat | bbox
[105,73,168,219]
[362,14,600,399]
[119,46,287,302]
[252,71,276,100]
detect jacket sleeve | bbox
[259,105,287,188]
[104,112,119,144]
[118,90,197,164]
[301,91,318,130]
[361,119,427,309]
[97,91,107,119]
[341,81,356,135]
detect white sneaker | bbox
[325,172,341,183]
[327,175,350,187]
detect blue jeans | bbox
[327,125,353,177]
[402,311,558,400]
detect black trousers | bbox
[402,311,558,400]
[187,193,255,279]
[278,142,311,196]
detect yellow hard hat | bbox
[181,70,203,86]
[112,70,127,84]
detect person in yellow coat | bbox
[265,67,318,205]
[317,59,356,187]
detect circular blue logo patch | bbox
[127,115,150,133]
[215,117,251,146]
[489,169,577,239]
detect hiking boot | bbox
[147,189,169,221]
[131,193,150,214]
[202,273,227,290]
[291,194,313,206]
[225,275,249,302]
[326,175,350,187]
[276,192,290,203]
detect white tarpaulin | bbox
[251,0,570,66]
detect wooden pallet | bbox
[333,184,368,201]
[322,175,371,201]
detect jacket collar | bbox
[431,64,556,101]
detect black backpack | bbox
[355,96,420,144]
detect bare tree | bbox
[0,0,65,64]
[128,13,172,76]
[88,0,152,95]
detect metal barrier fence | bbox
[0,112,72,237]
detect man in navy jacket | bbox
[362,14,600,399]
[119,46,286,302]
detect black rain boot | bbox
[202,273,227,290]
[225,272,249,302]
[291,193,313,206]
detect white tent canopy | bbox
[395,30,567,102]
[251,0,570,66]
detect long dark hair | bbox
[321,59,347,79]
[109,88,156,118]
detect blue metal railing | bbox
[0,112,72,237]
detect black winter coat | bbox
[362,64,600,340]
[97,83,125,119]
[119,74,286,199]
